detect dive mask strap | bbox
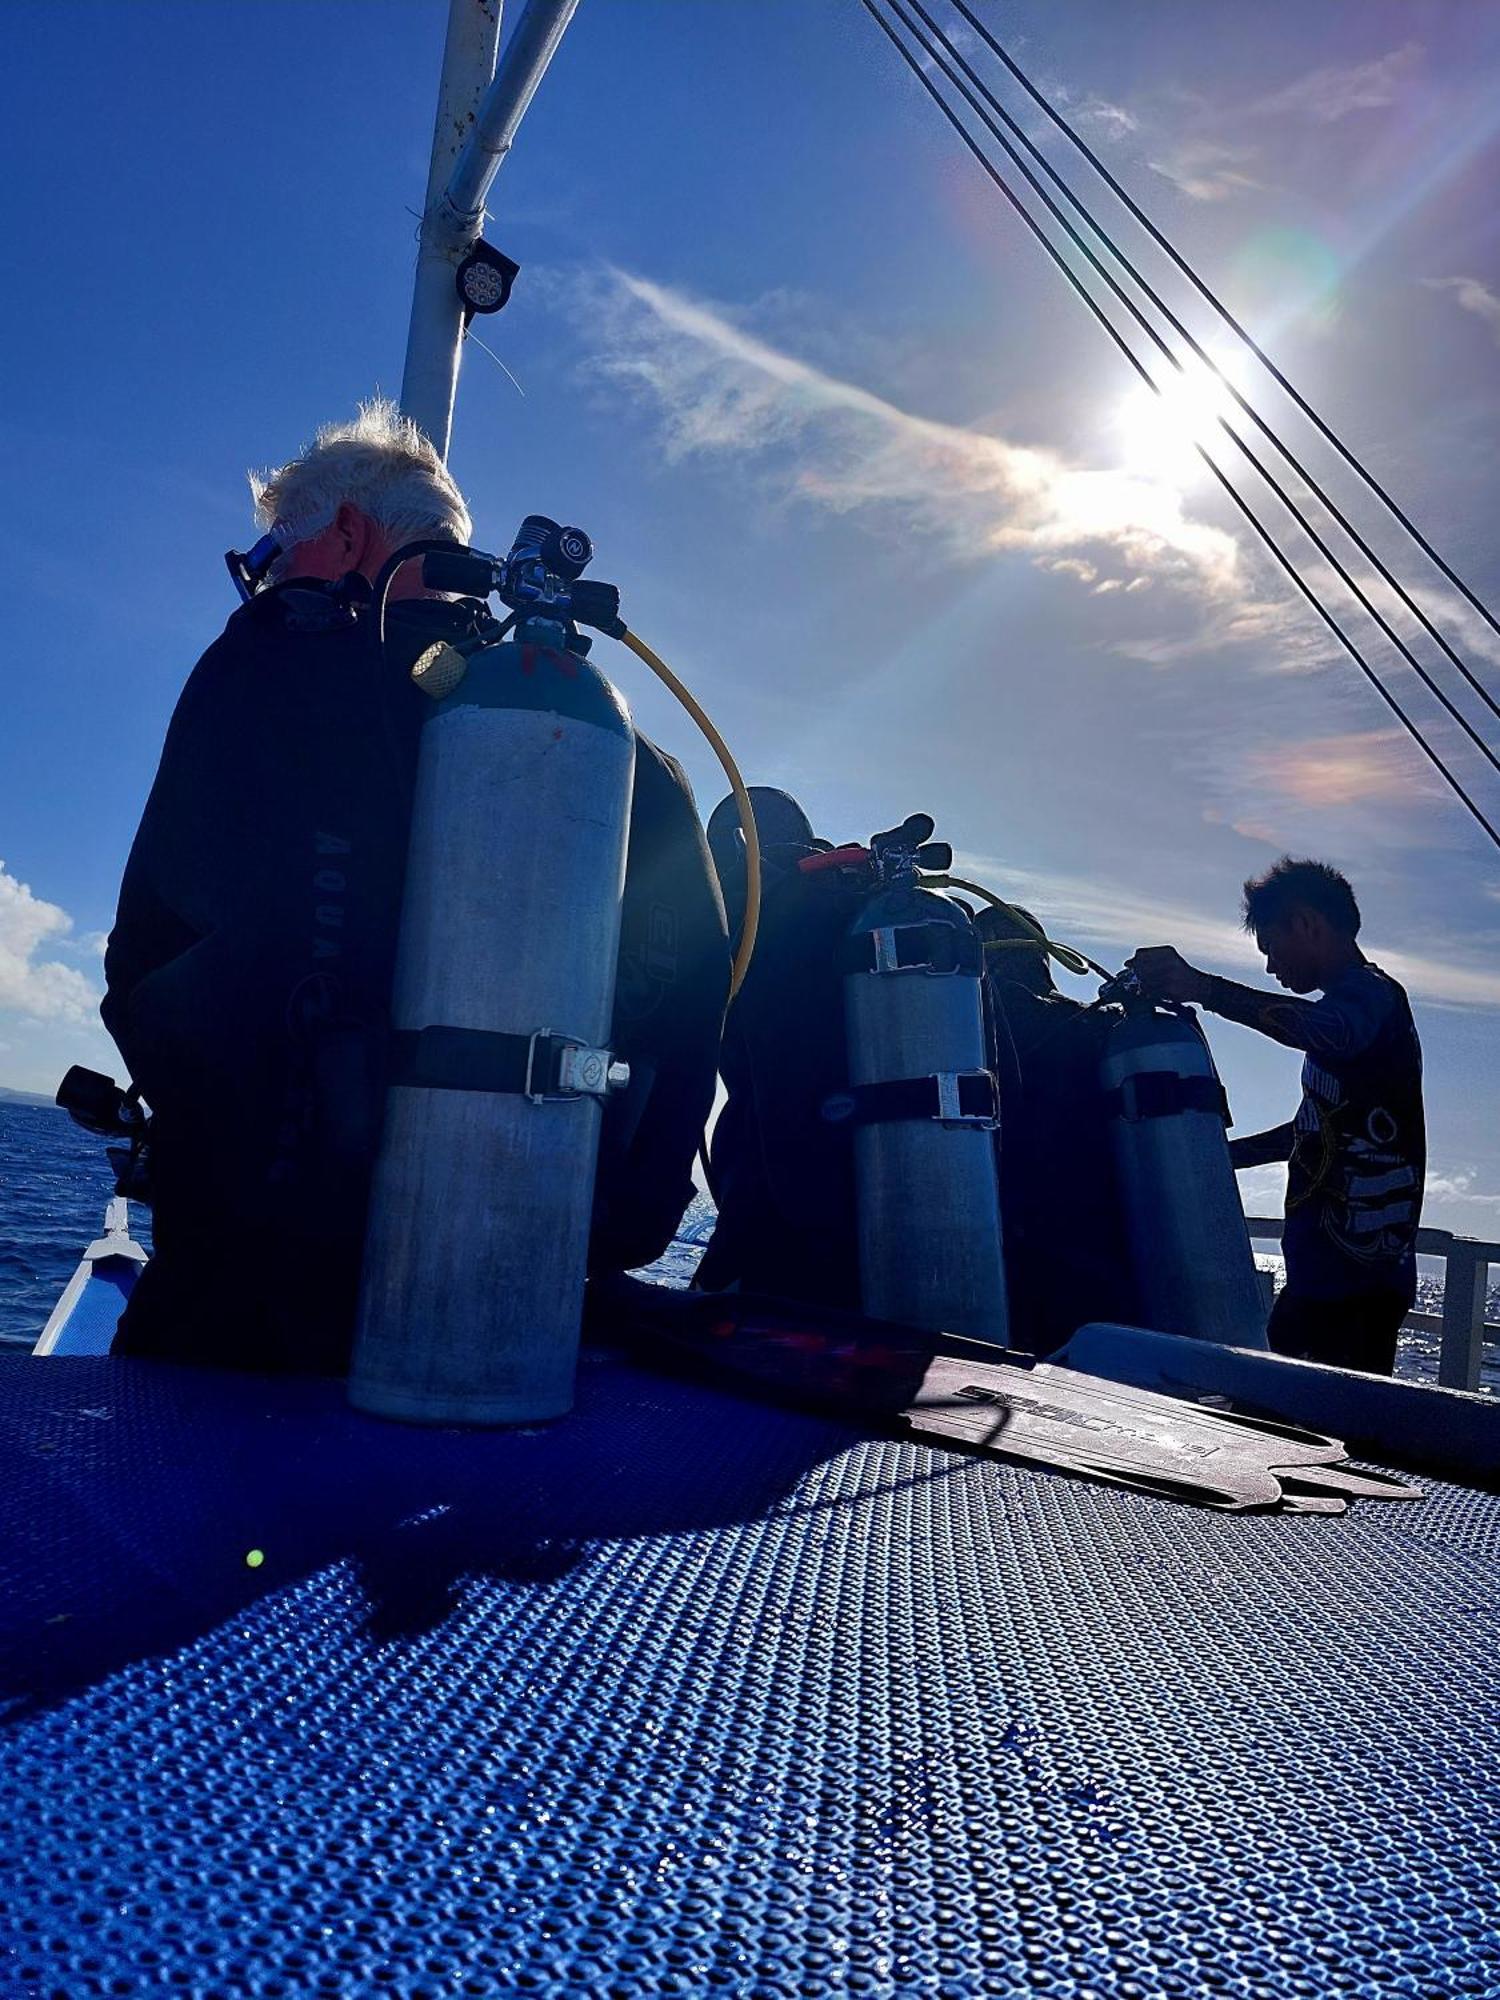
[224,532,283,603]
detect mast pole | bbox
[402,0,505,456]
[402,0,582,460]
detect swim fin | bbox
[590,1277,1421,1512]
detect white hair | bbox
[249,398,472,555]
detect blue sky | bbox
[1,0,1498,1236]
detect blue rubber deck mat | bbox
[2,1347,1496,1999]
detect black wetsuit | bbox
[102,581,727,1373]
[698,862,1139,1349]
[1206,960,1424,1376]
[697,859,863,1308]
[984,975,1135,1353]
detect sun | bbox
[1111,355,1246,487]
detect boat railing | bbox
[1245,1217,1500,1392]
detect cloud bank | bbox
[0,863,99,1025]
[593,268,1308,659]
[1426,275,1500,347]
[952,845,1500,1012]
[1252,41,1422,124]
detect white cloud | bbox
[1072,94,1138,139]
[951,845,1500,1011]
[915,18,980,78]
[1128,44,1419,207]
[592,268,1308,659]
[1240,729,1438,813]
[0,863,100,1025]
[1147,139,1268,204]
[951,846,1262,975]
[1425,275,1500,348]
[1425,1169,1500,1210]
[1253,42,1423,124]
[1235,1163,1288,1217]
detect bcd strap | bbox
[1103,1069,1230,1126]
[840,923,981,977]
[389,1025,623,1101]
[821,1069,999,1129]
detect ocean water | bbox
[2,1102,1495,1392]
[0,1102,151,1347]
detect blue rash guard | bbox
[1202,960,1425,1305]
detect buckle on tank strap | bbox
[388,1025,628,1102]
[850,924,981,977]
[820,1069,999,1129]
[526,1031,629,1104]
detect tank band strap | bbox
[820,1069,999,1129]
[1104,1070,1230,1125]
[841,923,981,976]
[389,1025,624,1102]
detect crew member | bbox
[102,401,727,1372]
[1129,856,1424,1376]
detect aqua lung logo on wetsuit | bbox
[311,831,351,961]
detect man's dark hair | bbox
[1242,856,1361,938]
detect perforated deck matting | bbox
[2,1348,1496,1999]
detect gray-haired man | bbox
[103,403,727,1371]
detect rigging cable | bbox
[885,0,1500,785]
[920,0,1500,741]
[858,0,1500,851]
[951,0,1500,664]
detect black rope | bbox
[939,0,1500,741]
[859,0,1500,851]
[952,0,1500,676]
[893,0,1500,784]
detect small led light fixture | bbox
[456,241,520,317]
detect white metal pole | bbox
[443,0,582,225]
[401,0,505,457]
[402,0,583,462]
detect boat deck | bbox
[3,1346,1495,1998]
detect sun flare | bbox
[1111,357,1246,487]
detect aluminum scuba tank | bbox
[1099,998,1269,1348]
[833,816,1009,1343]
[350,547,636,1424]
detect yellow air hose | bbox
[618,629,761,1004]
[920,873,1107,981]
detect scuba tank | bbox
[1098,984,1269,1349]
[834,816,1009,1343]
[974,907,1136,1354]
[699,788,863,1310]
[350,518,636,1424]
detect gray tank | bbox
[842,874,1009,1343]
[349,632,636,1425]
[1099,1004,1269,1348]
